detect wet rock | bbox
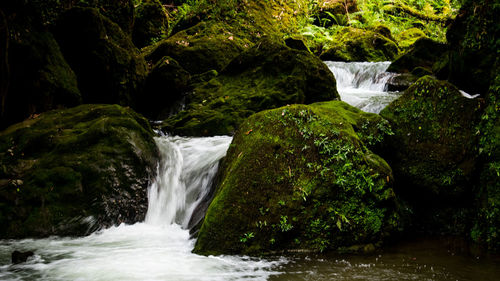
[0,104,159,238]
[11,250,34,264]
[386,73,419,92]
[194,101,402,255]
[387,38,447,74]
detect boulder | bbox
[387,38,447,74]
[194,101,402,255]
[138,56,191,119]
[320,27,399,62]
[380,76,482,231]
[132,0,169,48]
[386,73,419,92]
[11,250,34,264]
[53,7,148,107]
[143,21,251,75]
[1,30,81,130]
[162,38,340,136]
[0,104,159,238]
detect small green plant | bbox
[279,215,293,232]
[239,232,255,243]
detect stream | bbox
[1,62,499,280]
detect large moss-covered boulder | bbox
[162,38,340,136]
[0,30,81,130]
[143,21,251,75]
[53,7,148,107]
[0,104,159,238]
[438,0,499,96]
[380,76,482,231]
[320,27,399,62]
[194,101,402,255]
[132,0,168,48]
[387,38,447,74]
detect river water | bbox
[1,63,499,280]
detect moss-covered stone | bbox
[138,56,191,119]
[53,7,148,107]
[0,30,81,130]
[320,27,399,62]
[380,76,482,233]
[194,101,402,255]
[0,104,159,238]
[143,21,251,75]
[387,38,447,74]
[161,37,340,136]
[438,0,499,96]
[132,0,169,48]
[397,28,427,50]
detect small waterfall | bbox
[146,136,232,228]
[325,61,401,113]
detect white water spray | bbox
[0,136,285,281]
[325,61,401,113]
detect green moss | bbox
[194,101,402,255]
[161,37,339,136]
[319,27,399,62]
[397,28,427,49]
[380,76,482,234]
[133,0,169,48]
[0,104,159,238]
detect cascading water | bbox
[325,61,401,113]
[0,136,284,281]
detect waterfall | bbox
[325,61,401,113]
[146,136,232,228]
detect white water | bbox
[325,61,401,113]
[0,136,284,281]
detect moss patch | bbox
[194,101,402,255]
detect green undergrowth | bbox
[194,101,402,255]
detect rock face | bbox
[53,7,148,107]
[194,101,402,255]
[320,27,399,62]
[132,0,168,48]
[0,104,159,238]
[162,38,340,136]
[1,30,81,130]
[380,76,482,232]
[387,38,447,74]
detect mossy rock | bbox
[387,38,447,74]
[132,0,169,48]
[194,101,402,255]
[161,37,340,136]
[138,56,191,119]
[380,76,482,232]
[143,21,252,75]
[313,0,358,28]
[396,28,427,50]
[386,73,419,92]
[439,0,499,96]
[320,27,399,62]
[53,7,148,107]
[1,30,81,130]
[0,104,159,238]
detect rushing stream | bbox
[325,61,401,113]
[1,63,499,280]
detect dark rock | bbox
[132,0,168,48]
[11,250,34,264]
[386,73,419,92]
[162,37,340,136]
[194,101,402,255]
[0,104,159,238]
[53,7,147,107]
[285,37,309,51]
[1,30,81,130]
[387,38,447,74]
[138,56,191,119]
